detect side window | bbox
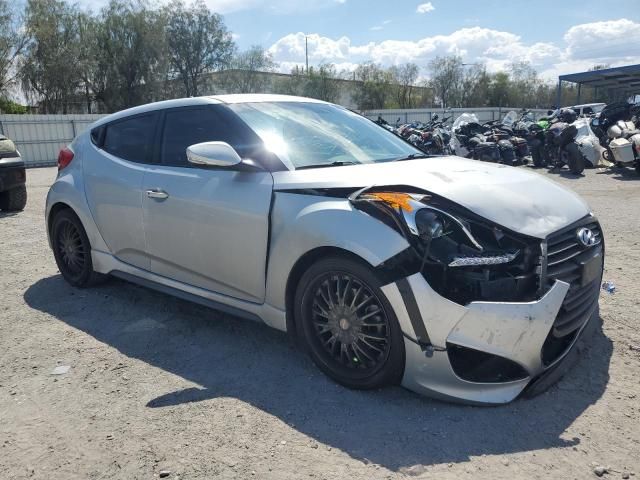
[583,107,593,115]
[160,106,251,167]
[90,125,104,146]
[103,114,156,163]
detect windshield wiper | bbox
[391,153,430,162]
[296,161,358,170]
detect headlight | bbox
[353,190,518,267]
[415,209,444,240]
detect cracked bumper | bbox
[382,273,597,405]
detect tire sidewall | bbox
[51,210,95,287]
[294,255,405,390]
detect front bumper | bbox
[382,272,597,405]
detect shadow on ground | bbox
[595,167,639,181]
[25,275,613,471]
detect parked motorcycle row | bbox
[376,101,640,176]
[376,115,452,155]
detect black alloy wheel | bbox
[295,256,405,390]
[51,209,103,287]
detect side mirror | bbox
[187,141,242,167]
[591,118,600,126]
[433,114,439,121]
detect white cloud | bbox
[268,20,640,80]
[416,2,435,14]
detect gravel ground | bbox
[1,165,639,480]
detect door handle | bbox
[146,189,169,200]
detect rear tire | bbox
[50,209,104,288]
[566,142,585,174]
[0,185,27,211]
[294,255,405,390]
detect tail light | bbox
[57,147,74,171]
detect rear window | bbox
[103,114,157,163]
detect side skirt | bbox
[92,249,288,331]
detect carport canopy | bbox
[556,64,640,106]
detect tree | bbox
[19,0,84,113]
[90,0,168,111]
[353,62,392,110]
[390,63,419,108]
[165,0,234,97]
[487,71,510,107]
[220,46,276,93]
[427,55,463,108]
[273,65,306,96]
[304,63,340,103]
[0,0,28,98]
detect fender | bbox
[264,191,410,326]
[45,137,110,256]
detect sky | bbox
[71,0,640,80]
[208,0,640,80]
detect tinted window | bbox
[103,114,156,163]
[160,106,252,167]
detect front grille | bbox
[541,217,603,365]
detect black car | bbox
[0,134,27,211]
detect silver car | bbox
[45,95,604,405]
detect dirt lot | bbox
[1,165,639,480]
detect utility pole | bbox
[305,36,309,74]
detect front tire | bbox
[51,209,104,287]
[294,256,405,390]
[0,185,27,211]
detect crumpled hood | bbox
[272,156,590,239]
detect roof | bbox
[92,94,328,128]
[210,94,327,104]
[559,64,640,92]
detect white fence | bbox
[1,107,549,168]
[0,114,104,167]
[363,107,549,126]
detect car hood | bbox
[272,156,590,239]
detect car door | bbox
[142,105,274,303]
[84,112,159,270]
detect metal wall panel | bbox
[0,114,104,167]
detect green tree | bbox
[91,0,168,111]
[165,0,234,97]
[304,63,340,103]
[427,55,463,108]
[0,0,28,98]
[353,62,392,110]
[390,63,419,108]
[19,0,84,113]
[273,65,306,96]
[220,45,276,93]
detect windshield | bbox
[502,111,519,127]
[452,113,479,130]
[228,102,421,170]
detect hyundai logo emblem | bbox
[576,227,597,247]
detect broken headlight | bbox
[352,191,537,304]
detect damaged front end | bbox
[349,186,542,305]
[348,186,602,404]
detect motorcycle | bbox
[508,110,548,166]
[450,113,502,163]
[591,102,640,174]
[409,114,452,155]
[543,108,585,174]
